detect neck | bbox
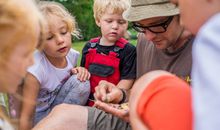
[99,37,115,46]
[45,54,67,68]
[167,29,192,52]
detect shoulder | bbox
[123,43,136,53]
[67,48,80,61]
[33,50,44,63]
[67,48,79,66]
[27,51,47,76]
[83,41,92,50]
[29,50,45,70]
[69,48,80,56]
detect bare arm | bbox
[19,73,40,130]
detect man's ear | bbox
[95,19,101,27]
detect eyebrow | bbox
[59,24,67,30]
[142,17,168,26]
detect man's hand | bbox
[71,67,90,82]
[94,80,123,103]
[94,100,130,122]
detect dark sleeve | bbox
[80,42,90,67]
[119,43,136,79]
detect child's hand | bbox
[71,67,90,82]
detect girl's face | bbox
[0,26,40,93]
[96,8,128,45]
[43,15,71,60]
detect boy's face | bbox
[43,15,71,60]
[96,8,128,45]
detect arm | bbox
[19,73,40,130]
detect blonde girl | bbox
[19,1,90,130]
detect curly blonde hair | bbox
[38,1,80,38]
[93,0,130,21]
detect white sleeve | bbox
[68,48,80,66]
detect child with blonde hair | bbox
[0,0,45,129]
[81,0,136,106]
[19,1,90,130]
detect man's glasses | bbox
[132,16,174,33]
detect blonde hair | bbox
[0,0,45,61]
[93,0,130,21]
[38,1,80,38]
[0,0,45,126]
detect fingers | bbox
[71,67,90,82]
[94,81,108,102]
[94,101,130,122]
[94,100,119,113]
[71,68,78,74]
[106,88,123,104]
[94,81,123,103]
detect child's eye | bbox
[46,35,53,40]
[118,20,126,24]
[61,31,67,35]
[105,20,112,23]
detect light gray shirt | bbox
[192,13,220,130]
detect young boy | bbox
[81,0,136,106]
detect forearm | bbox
[20,91,38,130]
[116,79,134,103]
[116,79,134,90]
[19,74,40,130]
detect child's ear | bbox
[95,19,101,27]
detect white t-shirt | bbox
[28,49,79,112]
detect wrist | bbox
[118,88,127,104]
